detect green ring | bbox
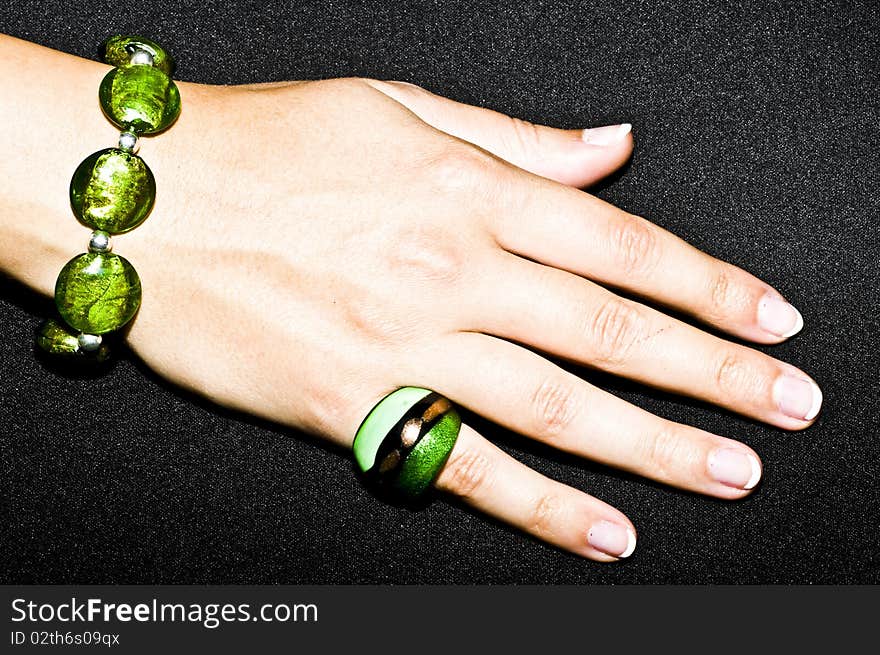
[353,387,461,499]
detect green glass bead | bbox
[54,253,142,334]
[99,65,181,135]
[36,319,80,355]
[101,35,175,76]
[70,148,155,234]
[36,319,111,361]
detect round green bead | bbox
[99,65,181,135]
[70,148,155,234]
[101,35,175,76]
[36,319,80,355]
[55,253,142,334]
[36,319,111,361]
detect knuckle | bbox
[504,117,542,159]
[585,298,643,365]
[712,350,771,401]
[383,79,427,95]
[302,383,351,437]
[387,223,466,284]
[430,143,502,195]
[706,266,751,321]
[639,426,693,481]
[713,351,755,397]
[709,268,733,316]
[341,294,407,344]
[366,78,427,101]
[315,76,374,97]
[608,214,660,277]
[532,377,582,438]
[441,446,495,499]
[529,493,563,538]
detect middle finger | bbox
[469,253,822,429]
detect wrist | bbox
[0,35,149,295]
[0,34,227,302]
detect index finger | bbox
[490,173,804,344]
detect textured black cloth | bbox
[1,1,877,584]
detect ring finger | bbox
[418,331,764,498]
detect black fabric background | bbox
[0,1,877,584]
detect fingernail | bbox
[581,123,632,146]
[708,447,762,490]
[588,520,637,558]
[774,375,823,421]
[758,293,803,338]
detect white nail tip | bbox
[744,454,762,490]
[780,305,805,339]
[619,529,637,559]
[581,123,632,146]
[805,381,823,421]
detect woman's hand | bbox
[2,36,821,561]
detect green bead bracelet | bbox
[353,387,462,499]
[37,35,181,361]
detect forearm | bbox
[0,34,133,295]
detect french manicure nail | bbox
[588,520,637,558]
[774,374,823,421]
[581,123,632,146]
[758,293,804,338]
[708,447,762,490]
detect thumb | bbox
[365,79,633,188]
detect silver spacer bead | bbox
[129,48,155,67]
[118,131,139,154]
[88,230,112,254]
[77,333,103,352]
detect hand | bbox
[5,41,821,561]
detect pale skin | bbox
[0,34,822,561]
